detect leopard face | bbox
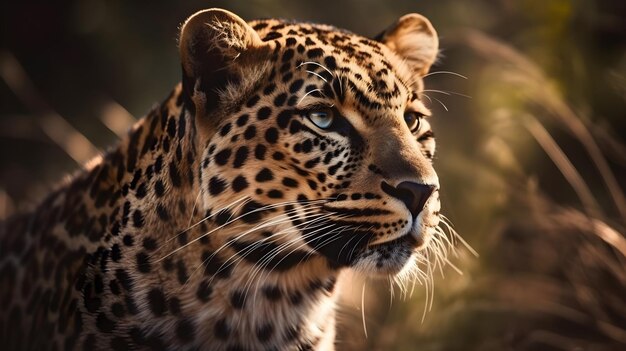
[180,9,440,278]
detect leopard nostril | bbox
[381,181,436,219]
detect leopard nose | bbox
[381,181,436,218]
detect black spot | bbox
[243,126,256,140]
[256,323,274,342]
[214,318,230,340]
[219,123,232,136]
[263,286,282,301]
[304,157,320,168]
[282,177,298,187]
[215,209,233,226]
[265,128,279,143]
[123,235,134,246]
[147,288,166,316]
[267,190,283,199]
[202,252,232,279]
[154,180,165,197]
[290,291,303,305]
[236,114,249,126]
[111,303,125,318]
[246,95,260,107]
[196,280,213,302]
[176,260,189,285]
[282,72,293,82]
[257,106,272,120]
[208,176,227,196]
[115,269,133,291]
[168,161,182,187]
[307,48,324,58]
[230,290,246,309]
[282,48,294,62]
[96,312,116,332]
[178,113,187,138]
[111,244,122,262]
[136,252,151,273]
[263,83,276,95]
[254,144,267,160]
[135,183,147,198]
[132,209,144,228]
[255,168,274,182]
[156,204,170,221]
[289,119,302,134]
[214,149,232,166]
[167,117,177,138]
[239,200,266,224]
[263,31,282,40]
[154,156,163,173]
[289,79,304,94]
[272,152,285,160]
[233,146,249,168]
[231,175,249,192]
[324,56,337,70]
[176,318,195,343]
[273,93,287,107]
[276,110,293,129]
[143,237,157,251]
[302,139,313,153]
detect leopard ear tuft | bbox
[179,8,266,116]
[375,14,439,76]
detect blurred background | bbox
[1,0,625,350]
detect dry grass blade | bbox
[0,51,99,164]
[523,115,603,220]
[454,29,626,224]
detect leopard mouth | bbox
[366,231,421,251]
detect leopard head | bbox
[179,9,441,277]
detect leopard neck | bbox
[68,84,341,349]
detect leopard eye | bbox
[307,108,335,129]
[404,111,423,133]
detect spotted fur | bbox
[0,9,442,351]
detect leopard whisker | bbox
[242,222,351,313]
[422,70,468,80]
[206,208,343,286]
[178,205,330,293]
[422,89,472,99]
[297,61,334,77]
[164,195,250,246]
[305,69,328,83]
[211,212,339,284]
[297,88,325,106]
[159,199,329,261]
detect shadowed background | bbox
[1,0,625,350]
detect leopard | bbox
[0,8,443,351]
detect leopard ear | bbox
[179,8,267,117]
[375,14,439,76]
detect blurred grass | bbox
[1,0,625,350]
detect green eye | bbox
[307,108,335,129]
[404,111,423,132]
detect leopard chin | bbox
[349,229,426,276]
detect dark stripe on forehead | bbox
[346,79,383,110]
